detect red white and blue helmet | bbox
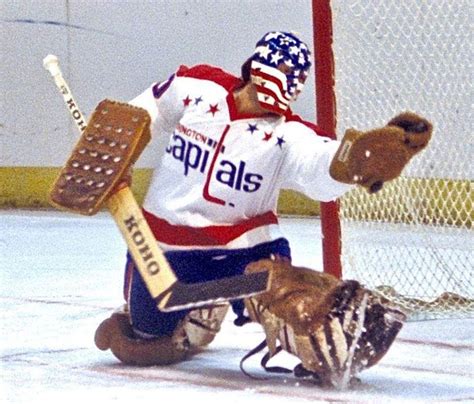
[250,31,312,114]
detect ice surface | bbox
[1,211,473,403]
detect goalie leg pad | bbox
[94,309,189,366]
[94,304,229,366]
[244,258,406,387]
[179,304,229,348]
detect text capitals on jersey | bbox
[165,127,264,203]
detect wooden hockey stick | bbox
[43,55,270,312]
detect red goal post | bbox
[312,0,473,320]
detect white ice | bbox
[1,211,473,403]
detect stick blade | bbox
[157,270,270,312]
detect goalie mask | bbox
[250,31,312,115]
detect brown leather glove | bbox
[244,257,406,387]
[329,112,433,193]
[50,99,151,215]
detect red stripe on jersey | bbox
[143,209,279,246]
[285,112,334,139]
[202,125,230,206]
[176,64,242,92]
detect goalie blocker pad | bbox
[50,99,151,215]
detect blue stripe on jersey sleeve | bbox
[152,73,175,99]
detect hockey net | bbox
[314,0,473,320]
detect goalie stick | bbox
[43,54,270,312]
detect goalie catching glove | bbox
[243,257,406,388]
[330,112,433,193]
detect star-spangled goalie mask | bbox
[249,31,312,115]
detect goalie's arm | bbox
[277,122,355,203]
[44,56,270,312]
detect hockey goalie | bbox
[93,31,433,388]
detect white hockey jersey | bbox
[130,64,351,250]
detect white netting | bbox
[330,0,473,320]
